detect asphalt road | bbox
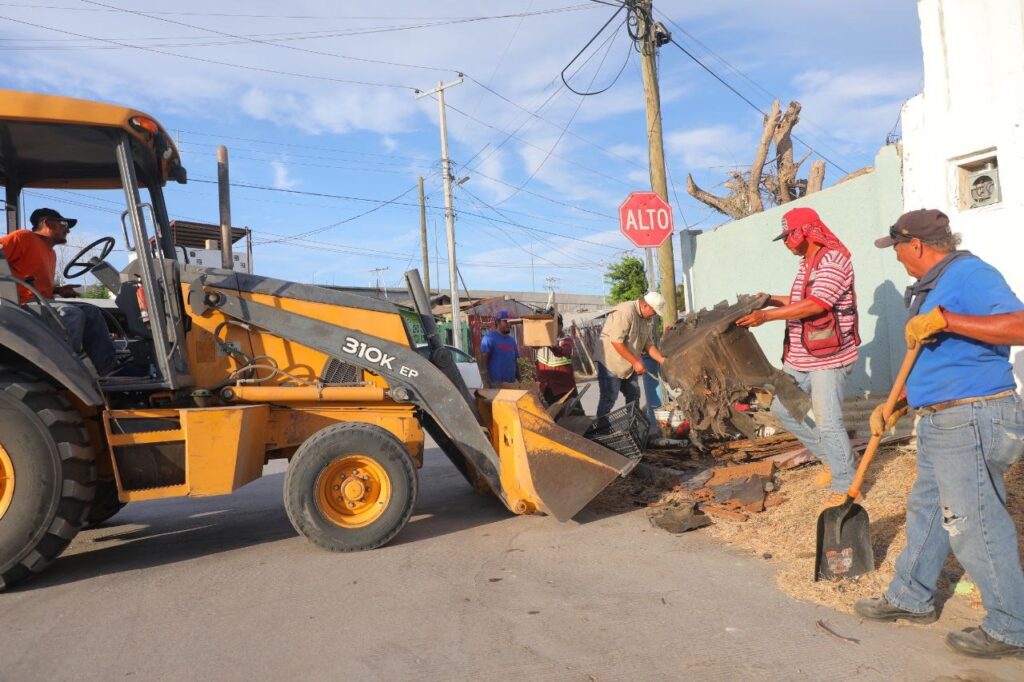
[1,383,1021,680]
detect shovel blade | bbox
[814,502,873,581]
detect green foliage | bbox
[604,256,648,305]
[675,283,687,313]
[81,285,111,299]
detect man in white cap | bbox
[593,291,667,417]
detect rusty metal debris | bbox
[659,294,810,448]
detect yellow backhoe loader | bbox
[0,90,640,590]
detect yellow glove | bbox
[905,307,947,347]
[870,398,909,437]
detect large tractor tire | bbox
[284,422,417,552]
[0,370,95,591]
[84,478,125,528]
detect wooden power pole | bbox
[418,176,430,296]
[637,0,677,323]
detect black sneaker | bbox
[946,627,1024,659]
[854,597,938,624]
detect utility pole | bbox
[644,248,656,290]
[370,266,390,299]
[416,76,464,349]
[636,0,677,323]
[418,176,430,296]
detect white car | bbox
[415,344,483,390]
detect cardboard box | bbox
[522,315,557,347]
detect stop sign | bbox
[619,192,674,248]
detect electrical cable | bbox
[559,3,625,95]
[494,16,626,205]
[81,0,463,75]
[0,14,418,89]
[663,35,849,175]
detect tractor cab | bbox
[0,89,193,395]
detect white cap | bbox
[643,291,666,317]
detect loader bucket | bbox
[477,389,641,521]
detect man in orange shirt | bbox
[0,208,116,374]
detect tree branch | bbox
[748,99,780,213]
[806,160,826,194]
[772,101,801,203]
[687,174,747,220]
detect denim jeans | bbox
[770,364,855,492]
[885,395,1024,646]
[641,353,662,426]
[52,302,117,374]
[596,361,641,417]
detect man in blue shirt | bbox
[479,309,520,387]
[854,209,1024,659]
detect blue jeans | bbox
[53,302,117,375]
[770,364,854,492]
[885,395,1024,646]
[641,353,662,426]
[596,362,640,418]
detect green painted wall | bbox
[685,145,907,396]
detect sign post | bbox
[619,191,674,249]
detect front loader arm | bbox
[187,283,506,501]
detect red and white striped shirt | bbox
[784,250,858,371]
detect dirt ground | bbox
[592,440,1024,615]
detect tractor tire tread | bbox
[284,422,417,553]
[0,367,96,591]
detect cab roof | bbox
[0,89,186,190]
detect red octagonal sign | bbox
[619,191,674,248]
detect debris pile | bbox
[658,295,810,447]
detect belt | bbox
[918,389,1017,414]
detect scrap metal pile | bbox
[657,294,811,447]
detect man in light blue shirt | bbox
[854,209,1024,659]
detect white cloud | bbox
[381,136,398,153]
[666,123,756,171]
[270,159,298,190]
[790,67,920,153]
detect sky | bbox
[0,0,925,296]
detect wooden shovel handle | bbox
[847,342,922,500]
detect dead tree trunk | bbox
[806,160,826,194]
[684,99,826,219]
[746,100,780,214]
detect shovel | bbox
[814,342,922,581]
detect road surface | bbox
[1,382,1019,680]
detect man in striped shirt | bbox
[737,207,860,507]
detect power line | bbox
[174,130,431,163]
[456,183,618,255]
[661,35,850,175]
[0,2,598,21]
[559,3,627,96]
[444,100,633,188]
[0,14,418,90]
[653,8,859,168]
[494,16,624,205]
[80,0,462,75]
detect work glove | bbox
[904,307,947,347]
[870,398,909,437]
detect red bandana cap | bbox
[774,207,850,258]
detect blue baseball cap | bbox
[495,309,510,321]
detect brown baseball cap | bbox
[874,209,951,248]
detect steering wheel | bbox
[64,237,116,279]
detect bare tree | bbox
[686,99,829,220]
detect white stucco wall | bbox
[902,0,1024,383]
[688,146,907,397]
